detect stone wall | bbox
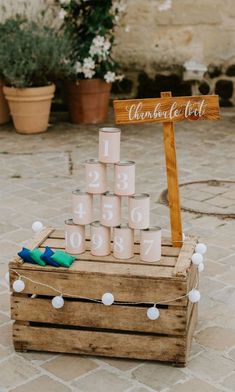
[1,0,235,106]
[113,0,235,106]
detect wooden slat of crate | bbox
[13,324,186,364]
[11,295,187,335]
[9,266,187,305]
[43,237,180,258]
[42,250,177,268]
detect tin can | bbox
[65,219,86,255]
[72,190,93,225]
[113,224,134,259]
[114,161,135,196]
[128,193,150,230]
[99,127,121,163]
[85,159,107,194]
[100,192,121,227]
[90,221,111,256]
[140,226,161,262]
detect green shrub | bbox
[0,16,72,88]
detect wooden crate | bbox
[9,227,198,367]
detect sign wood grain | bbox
[114,95,220,124]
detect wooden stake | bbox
[161,92,182,247]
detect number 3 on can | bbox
[117,172,128,191]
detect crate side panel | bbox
[11,296,187,335]
[13,324,186,363]
[9,268,188,305]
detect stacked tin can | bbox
[65,127,161,262]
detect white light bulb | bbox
[52,295,64,309]
[102,293,114,306]
[195,243,207,255]
[198,263,204,273]
[4,272,9,285]
[13,279,25,293]
[188,289,201,303]
[147,306,160,320]
[191,252,203,265]
[32,221,43,233]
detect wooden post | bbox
[161,92,182,247]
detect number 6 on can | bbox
[128,193,150,230]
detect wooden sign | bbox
[113,92,220,248]
[114,95,220,125]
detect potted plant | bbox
[58,0,126,124]
[0,17,71,134]
[0,18,14,125]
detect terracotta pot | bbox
[66,79,111,124]
[0,81,10,125]
[3,84,55,134]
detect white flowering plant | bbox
[57,0,126,83]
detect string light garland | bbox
[9,266,202,320]
[32,221,44,233]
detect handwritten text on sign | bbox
[114,95,220,124]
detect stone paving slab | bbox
[0,110,235,391]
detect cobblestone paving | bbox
[0,110,235,392]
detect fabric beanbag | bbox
[29,249,46,266]
[51,250,76,268]
[40,246,60,267]
[18,247,36,264]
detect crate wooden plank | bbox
[173,237,197,277]
[11,295,187,335]
[38,245,177,268]
[42,237,180,257]
[13,324,186,363]
[185,304,198,366]
[9,267,188,305]
[10,259,176,279]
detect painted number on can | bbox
[117,172,128,191]
[114,236,124,253]
[66,231,82,249]
[131,206,142,223]
[102,204,113,221]
[143,239,154,255]
[92,233,103,249]
[88,170,100,188]
[103,140,109,157]
[74,203,86,218]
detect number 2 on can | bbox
[88,170,100,188]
